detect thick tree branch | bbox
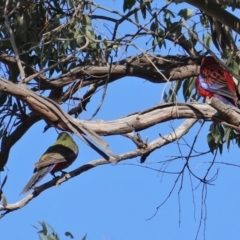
[2,74,240,170]
[208,97,240,131]
[0,77,119,168]
[1,54,199,91]
[34,64,200,90]
[0,53,50,84]
[74,103,215,135]
[0,118,197,217]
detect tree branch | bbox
[0,118,197,217]
[3,0,25,81]
[34,63,200,90]
[0,75,224,170]
[174,0,240,35]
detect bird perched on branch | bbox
[20,132,79,194]
[196,56,238,107]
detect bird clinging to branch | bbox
[20,132,78,194]
[196,56,238,107]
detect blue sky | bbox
[1,1,240,240]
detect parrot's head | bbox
[201,56,217,69]
[57,132,72,141]
[56,132,78,154]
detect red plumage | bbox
[196,56,238,106]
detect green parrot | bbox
[20,132,79,194]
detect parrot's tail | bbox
[20,165,55,194]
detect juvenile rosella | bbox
[20,132,78,194]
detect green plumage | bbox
[20,132,79,194]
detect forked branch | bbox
[0,118,197,218]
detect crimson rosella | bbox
[196,56,238,107]
[20,132,78,194]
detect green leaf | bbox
[231,0,237,11]
[225,127,232,150]
[183,77,196,101]
[67,63,77,71]
[236,135,240,148]
[0,92,7,105]
[38,221,48,235]
[188,23,198,47]
[150,20,157,32]
[9,67,19,83]
[157,32,166,49]
[178,9,194,20]
[69,0,74,7]
[82,233,87,240]
[207,133,216,154]
[163,81,181,103]
[208,123,224,154]
[82,15,92,29]
[140,4,146,19]
[200,15,209,28]
[146,1,152,10]
[219,124,224,138]
[167,22,182,33]
[123,0,136,12]
[46,222,57,236]
[163,9,175,18]
[15,15,27,42]
[0,174,7,190]
[134,11,139,23]
[152,37,157,52]
[229,60,239,75]
[85,2,91,10]
[174,79,182,94]
[65,231,74,239]
[203,33,212,48]
[218,142,223,154]
[163,92,168,102]
[211,123,221,142]
[158,39,165,49]
[139,0,151,19]
[12,102,18,113]
[52,0,61,10]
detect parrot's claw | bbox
[60,170,67,176]
[51,172,57,179]
[51,170,67,179]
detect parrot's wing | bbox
[34,144,78,170]
[214,94,236,105]
[34,153,67,169]
[209,85,237,101]
[212,86,237,100]
[198,74,237,101]
[200,61,238,101]
[20,165,56,194]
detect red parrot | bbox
[196,56,238,106]
[20,132,79,194]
